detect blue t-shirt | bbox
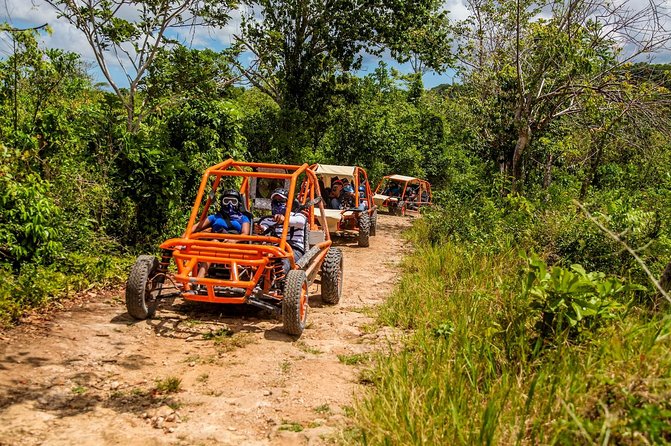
[208,212,250,233]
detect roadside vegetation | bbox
[353,187,671,443]
[1,0,670,442]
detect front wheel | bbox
[358,213,370,247]
[320,248,343,305]
[369,210,377,236]
[283,270,309,336]
[125,255,160,320]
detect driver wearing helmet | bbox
[192,189,251,280]
[192,189,251,235]
[254,188,308,266]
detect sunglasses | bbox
[222,197,239,205]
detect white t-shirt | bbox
[259,213,308,253]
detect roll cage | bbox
[158,160,331,304]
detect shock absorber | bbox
[156,249,172,285]
[270,258,286,289]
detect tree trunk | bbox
[542,152,553,190]
[579,138,605,201]
[511,125,530,193]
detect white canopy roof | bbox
[314,164,356,178]
[388,174,418,182]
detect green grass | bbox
[0,253,134,325]
[279,421,304,432]
[154,376,182,394]
[295,340,323,355]
[337,353,369,366]
[202,327,233,340]
[314,404,332,414]
[203,328,255,352]
[71,385,87,395]
[350,237,671,445]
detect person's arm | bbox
[192,216,213,233]
[240,216,251,235]
[254,216,272,234]
[288,213,307,227]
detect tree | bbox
[44,0,236,133]
[233,0,451,112]
[456,0,671,192]
[0,23,87,142]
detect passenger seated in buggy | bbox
[358,185,369,210]
[406,185,420,210]
[191,189,251,279]
[339,184,356,210]
[254,188,308,273]
[383,182,402,197]
[328,180,344,209]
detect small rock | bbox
[141,412,149,419]
[188,362,196,367]
[228,427,236,431]
[153,416,165,429]
[263,390,272,396]
[154,405,174,418]
[166,414,176,422]
[110,381,120,390]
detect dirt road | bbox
[0,215,411,446]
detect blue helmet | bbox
[358,185,366,192]
[343,185,355,194]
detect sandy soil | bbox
[0,214,411,446]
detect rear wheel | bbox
[126,255,160,320]
[283,270,308,336]
[369,210,377,236]
[358,213,370,247]
[320,248,343,305]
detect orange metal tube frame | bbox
[162,159,332,304]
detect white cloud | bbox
[444,0,470,22]
[0,0,242,86]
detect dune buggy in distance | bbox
[373,175,432,216]
[124,160,344,336]
[309,164,378,247]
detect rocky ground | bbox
[0,214,411,446]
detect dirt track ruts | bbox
[0,214,411,446]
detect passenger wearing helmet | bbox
[357,185,369,211]
[192,189,251,280]
[339,184,356,210]
[254,188,308,267]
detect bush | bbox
[0,149,63,267]
[0,253,133,325]
[523,254,645,341]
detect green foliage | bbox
[356,225,671,445]
[524,254,644,338]
[0,253,132,325]
[0,149,63,265]
[154,376,182,394]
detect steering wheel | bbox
[254,217,281,236]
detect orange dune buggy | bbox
[373,175,432,216]
[309,164,378,247]
[124,160,343,336]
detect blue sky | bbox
[0,0,462,90]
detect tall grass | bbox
[354,223,671,445]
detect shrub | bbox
[523,254,645,341]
